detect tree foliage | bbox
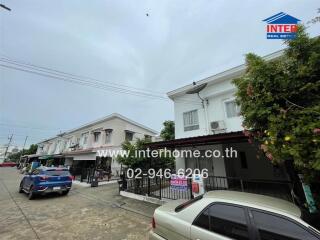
[160,120,175,140]
[233,26,320,180]
[7,144,38,162]
[117,139,174,169]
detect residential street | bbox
[0,168,158,240]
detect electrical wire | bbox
[0,57,202,106]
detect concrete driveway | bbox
[0,167,158,240]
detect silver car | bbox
[149,191,320,240]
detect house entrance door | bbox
[185,150,214,177]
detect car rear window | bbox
[44,170,70,176]
[175,195,203,212]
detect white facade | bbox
[167,50,288,181]
[170,72,244,139]
[169,49,284,139]
[36,113,157,175]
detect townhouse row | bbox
[33,113,158,180]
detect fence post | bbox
[159,177,162,200]
[189,178,194,199]
[240,179,244,192]
[147,176,150,196]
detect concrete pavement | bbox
[0,167,159,240]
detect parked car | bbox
[0,161,17,167]
[149,191,320,240]
[19,166,72,200]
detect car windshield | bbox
[43,170,70,176]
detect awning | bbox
[145,131,247,149]
[39,155,54,160]
[72,153,96,161]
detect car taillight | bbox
[151,216,156,229]
[68,176,73,181]
[40,176,48,181]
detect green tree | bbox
[7,144,38,162]
[26,144,38,155]
[160,120,175,140]
[233,26,320,181]
[117,139,174,169]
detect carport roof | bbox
[145,131,248,149]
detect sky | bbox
[0,0,319,148]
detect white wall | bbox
[37,115,157,171]
[173,77,243,139]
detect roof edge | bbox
[167,49,284,99]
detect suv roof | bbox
[38,166,69,171]
[204,190,301,218]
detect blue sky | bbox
[0,0,319,147]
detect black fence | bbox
[205,176,293,202]
[122,176,192,200]
[70,167,119,184]
[119,172,294,202]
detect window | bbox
[125,131,134,141]
[82,133,88,145]
[194,208,210,230]
[225,100,241,118]
[240,151,248,169]
[144,135,152,141]
[67,138,72,148]
[93,132,101,142]
[194,204,249,240]
[105,129,112,144]
[183,110,199,131]
[252,210,319,240]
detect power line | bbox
[0,122,60,131]
[0,62,167,100]
[0,58,166,98]
[0,57,202,106]
[1,55,165,95]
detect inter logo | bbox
[263,12,300,39]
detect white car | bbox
[149,191,320,240]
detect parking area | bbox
[0,168,158,240]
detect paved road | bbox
[0,167,158,240]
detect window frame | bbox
[105,129,113,144]
[183,109,200,132]
[192,202,256,240]
[224,98,241,119]
[125,131,134,141]
[247,207,320,240]
[81,132,89,145]
[93,132,101,143]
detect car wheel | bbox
[61,190,69,196]
[18,182,24,193]
[28,186,35,200]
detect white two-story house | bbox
[148,50,289,188]
[36,113,157,180]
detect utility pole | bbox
[22,136,28,153]
[3,134,13,160]
[18,136,28,166]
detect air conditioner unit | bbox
[210,121,226,132]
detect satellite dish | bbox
[186,83,207,94]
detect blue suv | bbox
[19,166,72,199]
